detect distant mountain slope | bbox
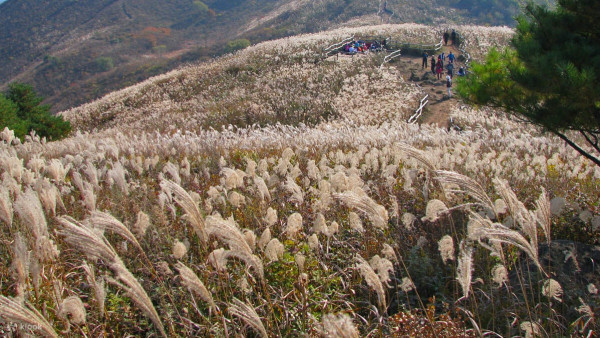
[61,24,513,135]
[0,0,549,113]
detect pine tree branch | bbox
[580,130,600,154]
[552,129,600,167]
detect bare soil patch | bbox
[389,45,464,128]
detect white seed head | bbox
[491,264,508,287]
[58,296,87,325]
[172,240,188,259]
[542,278,563,302]
[437,235,455,264]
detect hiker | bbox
[448,51,455,63]
[422,51,428,69]
[441,52,445,62]
[430,56,436,74]
[457,67,466,77]
[446,62,454,78]
[443,31,449,45]
[446,74,452,98]
[451,30,457,45]
[436,60,443,80]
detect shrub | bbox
[0,83,71,140]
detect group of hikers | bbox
[343,39,385,54]
[339,31,464,99]
[421,49,465,99]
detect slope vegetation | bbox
[0,0,544,112]
[0,24,598,337]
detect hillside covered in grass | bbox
[0,0,552,113]
[1,24,598,337]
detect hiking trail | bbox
[391,44,464,128]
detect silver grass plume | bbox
[264,207,278,227]
[333,190,388,229]
[285,212,303,239]
[381,244,398,263]
[395,143,436,171]
[520,321,541,338]
[172,240,188,259]
[254,176,271,202]
[421,199,448,222]
[534,187,551,243]
[205,214,264,280]
[434,170,495,213]
[320,313,359,338]
[106,161,128,194]
[208,248,228,272]
[469,212,544,274]
[162,161,181,185]
[81,181,96,211]
[14,189,58,262]
[35,178,61,216]
[227,298,268,338]
[438,235,455,264]
[456,240,474,300]
[87,211,143,253]
[175,262,215,309]
[243,229,256,251]
[221,167,244,190]
[491,264,508,287]
[265,238,284,262]
[0,185,13,226]
[542,278,563,302]
[355,254,387,309]
[258,227,272,250]
[11,232,30,299]
[14,189,48,239]
[0,296,58,338]
[369,255,394,288]
[81,261,105,314]
[58,296,86,325]
[133,211,150,238]
[160,179,207,243]
[493,178,538,248]
[57,216,166,337]
[283,176,304,205]
[348,211,364,232]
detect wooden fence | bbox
[407,94,429,124]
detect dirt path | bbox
[391,44,464,128]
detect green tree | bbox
[457,0,600,166]
[1,83,71,140]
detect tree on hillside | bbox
[457,0,600,166]
[0,83,71,140]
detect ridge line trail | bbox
[391,44,464,128]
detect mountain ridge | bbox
[1,0,547,113]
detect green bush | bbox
[225,38,251,53]
[94,56,115,72]
[0,83,71,140]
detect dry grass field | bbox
[1,24,598,337]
